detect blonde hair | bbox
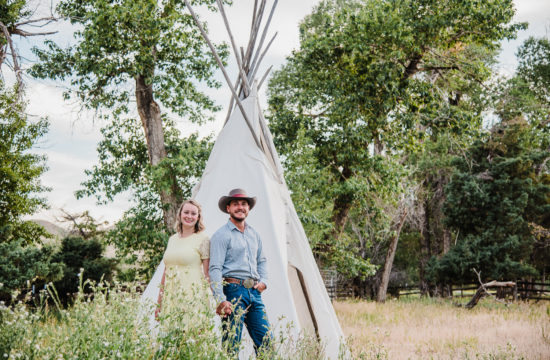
[175,199,205,234]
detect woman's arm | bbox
[154,266,166,320]
[202,258,210,282]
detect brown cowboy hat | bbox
[218,188,257,213]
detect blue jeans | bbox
[222,283,272,356]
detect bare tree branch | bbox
[14,16,57,27]
[0,21,23,97]
[10,28,58,37]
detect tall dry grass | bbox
[335,297,550,359]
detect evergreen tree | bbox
[431,118,549,283]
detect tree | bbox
[0,239,64,303]
[431,118,550,284]
[75,116,212,275]
[517,37,550,107]
[495,36,550,146]
[57,209,108,240]
[51,236,117,306]
[0,83,50,244]
[1,0,58,244]
[31,0,226,230]
[267,0,523,275]
[0,1,63,302]
[1,0,57,96]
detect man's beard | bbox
[230,212,246,222]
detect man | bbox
[209,188,271,356]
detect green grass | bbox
[0,280,323,360]
[2,282,549,359]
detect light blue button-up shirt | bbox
[209,220,268,303]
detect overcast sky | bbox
[12,0,550,226]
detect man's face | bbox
[226,199,250,222]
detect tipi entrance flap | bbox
[288,264,318,336]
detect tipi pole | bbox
[243,0,266,71]
[216,0,251,96]
[258,64,273,91]
[249,32,277,83]
[183,0,262,149]
[249,0,259,51]
[223,76,240,125]
[248,0,278,77]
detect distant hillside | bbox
[31,219,69,240]
[30,219,117,257]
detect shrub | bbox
[0,240,64,304]
[51,236,117,305]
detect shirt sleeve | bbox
[256,230,268,289]
[209,229,227,304]
[198,234,210,260]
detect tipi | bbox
[143,1,345,358]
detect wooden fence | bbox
[319,272,550,302]
[387,281,550,301]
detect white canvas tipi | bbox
[192,86,344,358]
[185,1,344,357]
[143,1,345,358]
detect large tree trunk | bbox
[419,198,431,295]
[332,192,354,239]
[442,228,451,255]
[377,209,408,302]
[332,166,354,237]
[316,167,354,262]
[135,75,180,230]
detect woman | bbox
[156,199,210,318]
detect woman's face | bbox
[180,203,199,230]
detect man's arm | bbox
[255,230,268,291]
[209,229,228,304]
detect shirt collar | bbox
[227,219,247,232]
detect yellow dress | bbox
[161,231,210,316]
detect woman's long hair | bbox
[174,199,205,234]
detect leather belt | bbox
[224,277,257,289]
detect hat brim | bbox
[218,196,256,213]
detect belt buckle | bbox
[243,278,255,289]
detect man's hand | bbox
[216,301,232,317]
[253,281,266,293]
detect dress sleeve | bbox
[198,234,210,260]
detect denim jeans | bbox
[222,283,272,356]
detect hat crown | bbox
[228,188,248,197]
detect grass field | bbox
[335,297,550,359]
[2,283,549,359]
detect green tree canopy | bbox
[0,83,49,244]
[30,0,227,230]
[267,0,523,277]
